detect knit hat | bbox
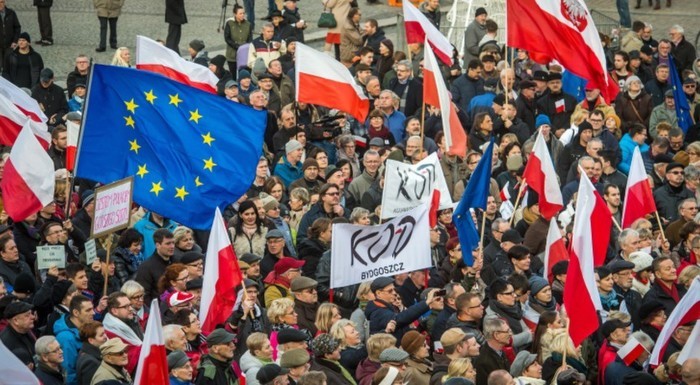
[13,273,36,295]
[400,330,426,356]
[51,280,75,306]
[82,189,95,207]
[261,194,279,212]
[535,114,551,128]
[379,348,409,363]
[302,158,319,172]
[510,351,538,377]
[628,251,653,272]
[280,348,311,368]
[285,139,303,154]
[528,275,549,296]
[312,333,340,357]
[475,7,487,17]
[210,54,226,69]
[239,69,252,80]
[19,32,30,42]
[578,121,593,133]
[624,75,642,91]
[189,39,205,52]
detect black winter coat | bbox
[388,77,424,118]
[365,298,429,343]
[297,238,327,278]
[165,0,187,25]
[31,83,68,123]
[76,343,102,385]
[0,7,21,49]
[642,280,687,317]
[653,182,694,222]
[3,47,44,88]
[536,91,577,131]
[315,250,358,316]
[310,358,356,385]
[473,344,509,385]
[34,363,64,385]
[134,252,172,304]
[66,68,88,98]
[111,247,140,285]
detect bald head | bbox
[683,358,700,385]
[488,370,515,385]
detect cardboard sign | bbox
[92,177,133,238]
[85,239,97,265]
[37,245,66,270]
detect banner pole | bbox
[654,211,667,243]
[479,211,487,256]
[508,178,527,227]
[612,216,622,232]
[102,236,113,297]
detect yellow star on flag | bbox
[136,164,149,178]
[144,89,157,104]
[201,132,215,146]
[195,176,203,187]
[175,186,189,201]
[124,115,135,129]
[150,181,163,196]
[129,139,141,154]
[203,157,217,172]
[189,109,203,124]
[124,98,139,114]
[169,93,183,107]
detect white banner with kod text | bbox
[381,152,453,219]
[330,203,432,288]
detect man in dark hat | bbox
[536,72,577,137]
[653,162,694,221]
[258,363,291,385]
[609,259,643,327]
[188,39,209,66]
[0,301,37,363]
[463,7,488,63]
[32,67,68,126]
[598,318,632,385]
[280,348,311,385]
[291,276,319,335]
[196,328,239,385]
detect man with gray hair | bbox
[163,324,188,355]
[388,60,424,118]
[666,197,698,247]
[603,331,655,385]
[35,335,65,384]
[474,318,511,385]
[378,90,406,143]
[347,150,381,204]
[668,24,695,72]
[615,229,641,262]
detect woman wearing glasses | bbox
[484,278,532,350]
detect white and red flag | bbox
[522,302,540,332]
[617,335,646,366]
[0,339,40,385]
[200,207,244,334]
[295,42,370,123]
[507,0,619,102]
[66,120,80,172]
[564,171,610,346]
[0,93,50,148]
[523,131,563,220]
[621,147,656,228]
[133,299,168,385]
[543,219,568,283]
[136,35,219,94]
[422,37,466,158]
[0,76,47,123]
[677,321,700,365]
[1,122,55,222]
[403,1,453,66]
[650,276,700,366]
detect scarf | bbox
[103,313,143,346]
[325,359,358,385]
[522,207,538,225]
[528,296,557,313]
[489,301,524,333]
[657,280,680,302]
[599,290,620,310]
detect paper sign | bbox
[37,245,66,269]
[85,239,97,265]
[92,177,133,238]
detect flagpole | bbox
[420,100,426,156]
[612,216,622,232]
[561,320,570,369]
[68,62,96,217]
[508,178,526,227]
[654,211,668,243]
[479,210,487,257]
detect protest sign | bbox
[92,177,133,238]
[37,245,65,269]
[381,153,452,219]
[85,239,97,265]
[330,203,431,288]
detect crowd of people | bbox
[1,0,700,385]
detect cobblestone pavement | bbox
[6,0,700,85]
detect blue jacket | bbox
[54,314,82,385]
[133,212,179,258]
[618,133,649,175]
[365,298,429,343]
[274,155,303,187]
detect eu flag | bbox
[452,138,494,266]
[75,64,267,229]
[669,55,692,134]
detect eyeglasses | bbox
[496,330,513,335]
[325,191,340,196]
[130,294,145,300]
[175,275,190,281]
[669,171,685,175]
[114,303,132,310]
[468,302,483,309]
[47,346,63,354]
[500,291,517,297]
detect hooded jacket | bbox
[54,314,82,385]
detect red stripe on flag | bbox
[297,72,370,123]
[564,249,600,346]
[201,246,243,333]
[622,180,656,228]
[404,21,453,65]
[136,64,218,94]
[621,343,645,366]
[1,160,44,222]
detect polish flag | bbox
[564,172,607,346]
[1,122,55,222]
[617,335,646,366]
[295,42,370,123]
[543,219,568,283]
[66,120,80,172]
[522,302,540,332]
[422,37,466,158]
[507,0,619,102]
[677,321,700,365]
[621,147,656,228]
[200,207,244,334]
[0,340,40,385]
[403,1,453,66]
[136,35,219,94]
[133,299,168,385]
[499,182,515,220]
[0,76,47,123]
[555,99,566,113]
[522,131,563,220]
[0,93,50,149]
[650,277,700,365]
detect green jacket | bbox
[224,18,252,62]
[196,354,239,385]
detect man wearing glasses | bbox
[0,301,37,366]
[34,335,65,384]
[92,338,132,384]
[292,276,319,336]
[102,292,143,374]
[653,162,693,222]
[474,318,512,385]
[296,184,348,245]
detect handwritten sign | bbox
[37,245,66,270]
[92,177,133,238]
[85,239,97,265]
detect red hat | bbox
[274,257,305,275]
[168,291,195,307]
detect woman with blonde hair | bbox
[350,281,374,343]
[268,298,309,360]
[541,330,587,384]
[330,319,367,375]
[172,225,203,261]
[111,47,131,67]
[357,334,397,385]
[315,302,342,335]
[687,141,700,166]
[442,358,476,384]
